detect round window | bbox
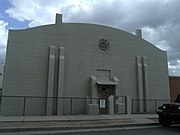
[98,39,110,52]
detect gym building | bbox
[1,14,170,116]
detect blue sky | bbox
[0,0,29,29]
[0,0,180,76]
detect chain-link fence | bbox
[0,95,127,116]
[0,96,171,115]
[132,99,170,113]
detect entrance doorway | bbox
[97,85,115,114]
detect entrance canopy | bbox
[96,80,119,85]
[96,76,119,85]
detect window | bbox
[98,39,110,52]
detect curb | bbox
[0,122,159,133]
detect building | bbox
[1,14,170,116]
[0,64,4,108]
[169,76,180,102]
[0,64,4,95]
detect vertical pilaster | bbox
[87,76,99,115]
[57,47,65,115]
[136,56,143,112]
[90,76,98,104]
[108,95,114,114]
[142,56,148,112]
[46,46,55,115]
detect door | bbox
[97,85,115,114]
[97,85,108,114]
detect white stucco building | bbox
[1,14,170,116]
[0,64,4,93]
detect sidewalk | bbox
[0,114,159,132]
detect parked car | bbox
[157,94,180,126]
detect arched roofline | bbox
[9,22,166,53]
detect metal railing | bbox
[0,95,127,116]
[132,99,170,114]
[0,96,98,116]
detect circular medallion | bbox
[98,39,110,52]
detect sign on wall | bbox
[100,99,106,108]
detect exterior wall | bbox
[1,14,170,115]
[169,76,180,102]
[0,64,4,94]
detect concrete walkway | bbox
[0,114,159,132]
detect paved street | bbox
[0,114,160,135]
[1,125,180,135]
[57,125,180,135]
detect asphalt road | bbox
[1,125,180,135]
[57,125,180,135]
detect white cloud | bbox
[5,0,96,27]
[6,0,62,27]
[142,26,160,44]
[0,20,8,46]
[156,40,170,51]
[0,20,8,63]
[141,26,170,51]
[168,60,180,76]
[3,0,180,76]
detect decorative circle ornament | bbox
[98,39,110,52]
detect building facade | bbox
[1,14,170,116]
[0,64,4,95]
[169,76,180,102]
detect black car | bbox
[157,94,180,126]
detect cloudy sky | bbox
[0,0,180,76]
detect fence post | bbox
[155,100,157,112]
[131,99,133,114]
[70,97,73,115]
[125,96,127,114]
[23,97,26,116]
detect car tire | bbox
[159,115,172,127]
